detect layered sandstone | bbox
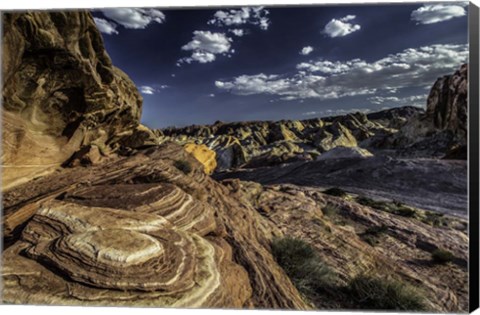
[2,143,308,309]
[1,11,142,190]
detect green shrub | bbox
[422,212,446,227]
[271,237,337,295]
[431,249,455,264]
[322,204,339,217]
[323,187,348,198]
[174,159,193,174]
[394,207,417,218]
[361,225,388,246]
[356,196,387,211]
[356,197,417,218]
[348,274,426,311]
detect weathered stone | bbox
[184,143,217,175]
[1,11,142,190]
[317,146,373,160]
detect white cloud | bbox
[322,15,361,38]
[209,93,216,97]
[230,29,245,37]
[368,95,426,107]
[140,86,156,95]
[215,44,468,102]
[300,46,314,55]
[302,108,371,117]
[94,17,118,35]
[101,8,165,29]
[411,4,466,25]
[179,31,233,64]
[139,85,168,95]
[208,7,270,30]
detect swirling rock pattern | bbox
[4,186,243,307]
[2,143,306,309]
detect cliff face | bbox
[388,65,468,158]
[1,12,143,190]
[426,64,467,139]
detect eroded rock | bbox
[1,11,142,189]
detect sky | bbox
[91,2,469,128]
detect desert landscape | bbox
[1,8,470,312]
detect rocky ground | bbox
[1,11,469,313]
[215,156,468,217]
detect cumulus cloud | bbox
[208,7,270,30]
[101,8,165,29]
[178,31,233,64]
[322,15,361,38]
[94,17,118,35]
[230,29,245,37]
[300,46,314,55]
[215,44,467,101]
[411,4,467,25]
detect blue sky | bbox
[92,2,469,128]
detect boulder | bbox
[317,146,373,160]
[184,143,217,175]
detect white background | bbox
[0,0,479,315]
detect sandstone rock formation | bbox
[1,10,469,313]
[223,180,468,311]
[2,143,308,309]
[161,109,414,171]
[383,65,468,158]
[184,143,217,174]
[1,11,143,190]
[316,146,373,160]
[426,64,467,138]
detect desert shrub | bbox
[422,212,446,227]
[431,249,455,264]
[356,197,417,218]
[356,196,388,211]
[348,274,426,311]
[322,204,339,217]
[361,225,388,246]
[323,187,348,198]
[174,159,193,174]
[393,206,417,218]
[271,237,337,295]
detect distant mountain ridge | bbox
[160,64,468,172]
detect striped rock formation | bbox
[2,143,307,309]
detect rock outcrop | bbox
[316,146,373,160]
[161,109,414,171]
[2,143,308,309]
[426,64,467,139]
[1,11,143,190]
[223,180,468,311]
[382,65,468,158]
[184,143,217,174]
